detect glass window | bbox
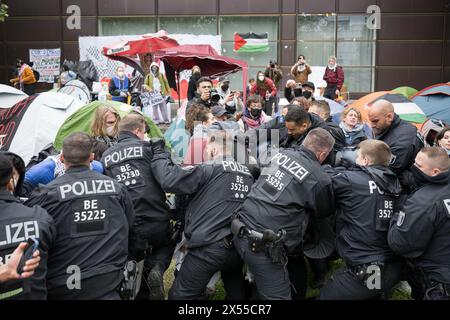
[298,14,336,41]
[337,41,374,66]
[297,41,335,66]
[220,16,279,91]
[220,16,279,41]
[159,16,217,35]
[99,17,156,36]
[221,42,278,68]
[341,67,373,93]
[337,15,375,41]
[225,67,261,94]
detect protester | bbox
[265,60,283,114]
[291,54,312,84]
[246,78,256,97]
[292,96,312,111]
[216,79,244,116]
[143,62,171,124]
[238,95,271,132]
[23,153,104,197]
[184,104,215,165]
[323,56,344,100]
[301,81,316,101]
[435,127,450,157]
[59,65,77,87]
[10,59,37,95]
[368,99,423,177]
[250,71,277,116]
[339,107,367,147]
[109,66,131,103]
[284,80,303,104]
[187,66,201,101]
[90,105,121,148]
[187,77,216,110]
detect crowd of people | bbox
[1,53,450,302]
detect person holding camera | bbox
[187,77,219,110]
[284,80,303,104]
[217,78,244,116]
[291,54,312,84]
[250,71,277,117]
[265,60,283,114]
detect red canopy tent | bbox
[153,44,248,104]
[102,30,179,74]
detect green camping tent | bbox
[54,101,165,151]
[392,86,418,100]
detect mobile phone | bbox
[16,238,39,275]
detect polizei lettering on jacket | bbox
[271,152,309,182]
[103,146,143,168]
[59,180,117,200]
[0,221,39,246]
[222,160,251,175]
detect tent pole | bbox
[177,69,181,109]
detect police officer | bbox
[318,140,403,300]
[101,113,173,300]
[368,99,423,177]
[0,153,55,299]
[388,147,450,300]
[232,128,336,299]
[26,132,134,300]
[150,131,254,299]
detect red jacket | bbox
[250,78,277,97]
[323,66,344,90]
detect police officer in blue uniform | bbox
[319,140,403,299]
[231,128,336,299]
[26,132,134,300]
[101,113,173,300]
[388,147,450,300]
[150,131,254,299]
[0,153,55,300]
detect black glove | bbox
[151,138,166,154]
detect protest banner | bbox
[29,48,61,83]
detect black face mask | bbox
[250,108,262,118]
[302,91,312,99]
[192,72,200,79]
[410,165,432,187]
[221,84,229,92]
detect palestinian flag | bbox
[234,32,269,53]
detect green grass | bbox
[163,258,412,300]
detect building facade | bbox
[1,0,449,97]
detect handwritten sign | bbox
[29,48,61,83]
[141,91,165,117]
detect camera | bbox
[294,83,303,98]
[210,89,221,104]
